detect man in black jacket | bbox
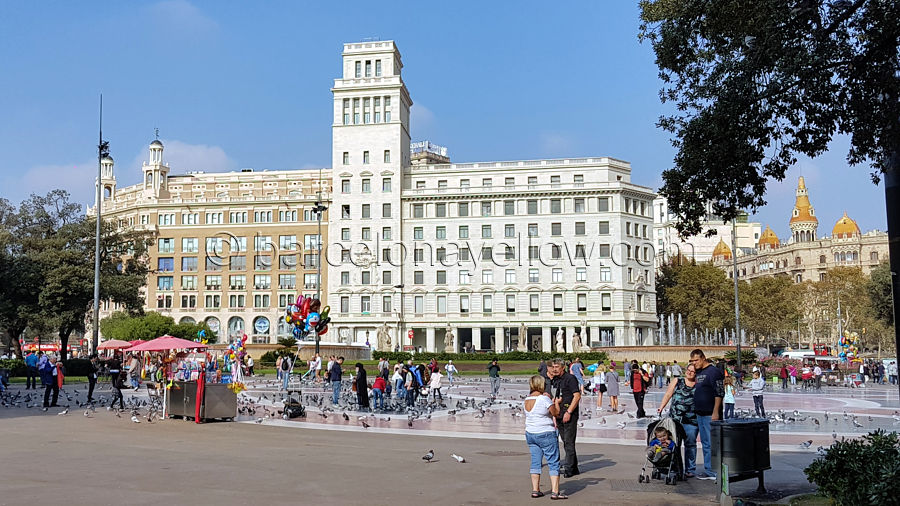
[548,357,581,477]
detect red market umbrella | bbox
[128,335,208,352]
[97,340,132,350]
[127,340,148,348]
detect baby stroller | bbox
[639,417,686,485]
[282,389,306,420]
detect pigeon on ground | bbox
[57,408,69,416]
[84,409,92,418]
[131,415,141,423]
[616,421,627,429]
[342,412,350,421]
[361,420,370,429]
[799,440,813,449]
[451,453,466,463]
[422,449,434,463]
[255,417,264,424]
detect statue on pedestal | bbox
[555,328,565,353]
[572,332,584,353]
[377,323,391,351]
[444,325,455,353]
[517,323,528,352]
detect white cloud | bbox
[410,103,436,132]
[19,159,100,208]
[126,139,235,176]
[147,0,219,38]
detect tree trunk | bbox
[58,329,70,361]
[5,328,24,358]
[882,151,900,399]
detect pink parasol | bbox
[97,339,133,350]
[127,339,148,348]
[128,335,209,352]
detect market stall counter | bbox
[166,379,237,421]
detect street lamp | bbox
[393,284,404,351]
[731,219,743,373]
[313,195,327,355]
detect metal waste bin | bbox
[711,419,770,494]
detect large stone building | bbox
[90,141,330,344]
[712,177,888,282]
[92,40,659,351]
[327,41,658,352]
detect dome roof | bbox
[832,212,860,239]
[712,238,732,261]
[789,176,818,225]
[101,155,114,163]
[757,225,780,249]
[150,139,163,147]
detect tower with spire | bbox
[96,154,116,204]
[142,134,170,200]
[789,176,818,243]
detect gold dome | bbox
[712,238,732,261]
[832,212,860,239]
[789,176,818,225]
[757,225,780,250]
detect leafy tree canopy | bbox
[640,0,900,236]
[99,311,217,344]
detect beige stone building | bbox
[712,177,888,282]
[89,140,331,344]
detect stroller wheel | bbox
[638,474,644,483]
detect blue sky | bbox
[0,0,887,238]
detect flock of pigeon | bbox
[0,384,163,424]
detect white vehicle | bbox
[779,350,816,360]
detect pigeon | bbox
[255,417,264,424]
[451,453,466,463]
[342,413,350,421]
[832,431,838,440]
[57,408,69,416]
[83,409,92,418]
[626,412,635,419]
[422,449,434,463]
[616,421,627,429]
[813,418,820,426]
[131,415,141,423]
[799,440,813,449]
[361,420,370,429]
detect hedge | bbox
[805,430,900,505]
[372,351,609,363]
[0,359,26,376]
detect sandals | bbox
[531,491,545,498]
[551,493,568,500]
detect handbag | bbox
[351,381,358,392]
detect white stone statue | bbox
[377,323,391,351]
[517,323,528,352]
[444,325,455,353]
[555,328,565,352]
[573,332,584,353]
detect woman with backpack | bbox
[627,360,650,418]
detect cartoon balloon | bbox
[320,305,330,320]
[305,312,320,331]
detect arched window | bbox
[179,316,196,324]
[796,274,802,283]
[205,317,220,338]
[834,253,840,263]
[227,316,244,341]
[819,255,826,264]
[145,172,153,186]
[871,251,879,262]
[795,257,802,266]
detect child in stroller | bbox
[639,417,685,485]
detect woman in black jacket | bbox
[355,363,369,410]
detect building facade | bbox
[653,196,762,267]
[327,41,658,352]
[90,141,331,344]
[712,177,888,282]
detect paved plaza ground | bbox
[2,377,897,505]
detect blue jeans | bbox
[394,378,405,399]
[683,423,698,474]
[332,380,341,404]
[526,430,560,476]
[447,373,454,386]
[130,376,140,389]
[372,388,384,409]
[697,415,715,477]
[282,370,290,391]
[657,376,665,389]
[723,403,734,419]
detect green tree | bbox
[639,0,900,234]
[99,311,217,344]
[741,275,803,347]
[665,262,735,332]
[867,261,893,326]
[655,254,694,318]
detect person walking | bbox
[655,362,666,389]
[570,358,585,395]
[40,355,60,409]
[723,376,736,419]
[128,354,142,390]
[605,364,620,412]
[657,364,699,478]
[247,355,255,376]
[548,358,581,478]
[87,354,100,402]
[671,360,683,378]
[275,356,283,381]
[444,360,458,387]
[488,359,501,398]
[524,375,566,500]
[748,371,766,418]
[24,350,39,390]
[628,360,650,418]
[280,354,292,391]
[593,365,607,410]
[354,362,369,410]
[314,353,322,382]
[405,365,419,407]
[392,364,405,401]
[624,360,632,385]
[330,357,344,405]
[107,355,125,411]
[779,365,789,389]
[665,362,673,386]
[429,368,443,402]
[690,349,724,480]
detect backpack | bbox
[281,357,291,372]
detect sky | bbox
[0,1,887,239]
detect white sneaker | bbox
[698,474,717,481]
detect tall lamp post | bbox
[394,284,404,352]
[731,218,742,373]
[92,96,109,353]
[313,198,327,356]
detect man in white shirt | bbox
[813,365,822,389]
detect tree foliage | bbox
[639,0,900,235]
[867,261,893,326]
[663,261,736,332]
[741,275,803,345]
[99,311,217,344]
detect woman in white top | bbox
[524,375,566,500]
[593,365,607,410]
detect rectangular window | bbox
[574,174,584,187]
[229,275,246,290]
[601,293,612,311]
[636,294,643,312]
[229,236,246,252]
[340,296,349,313]
[363,151,370,164]
[598,244,611,258]
[505,224,515,238]
[481,225,491,239]
[436,270,447,284]
[205,212,223,225]
[382,270,392,286]
[254,210,273,223]
[342,205,350,219]
[382,295,391,313]
[504,200,515,216]
[481,202,492,217]
[229,294,245,309]
[598,221,610,235]
[361,296,371,314]
[550,175,561,188]
[229,255,246,271]
[181,275,197,290]
[158,214,175,226]
[552,268,563,283]
[383,150,390,163]
[363,98,371,123]
[253,274,271,290]
[361,178,371,193]
[460,248,471,261]
[576,267,587,282]
[181,257,198,272]
[303,273,319,289]
[527,200,538,215]
[414,296,424,314]
[528,268,539,283]
[574,198,585,213]
[575,222,585,236]
[459,295,469,313]
[414,271,424,284]
[413,204,424,218]
[353,98,360,124]
[505,269,516,284]
[481,247,493,261]
[505,177,515,187]
[598,197,609,212]
[551,245,562,260]
[205,294,220,308]
[528,223,538,238]
[577,293,587,312]
[553,293,563,312]
[460,179,470,189]
[378,203,390,219]
[436,226,446,239]
[436,295,447,314]
[382,177,392,192]
[361,271,371,285]
[341,272,350,285]
[482,269,493,284]
[355,61,361,77]
[600,266,611,282]
[459,225,469,239]
[343,152,349,165]
[482,178,492,187]
[279,235,297,251]
[361,228,371,241]
[341,228,350,241]
[206,275,222,289]
[437,180,447,192]
[530,294,540,313]
[382,248,391,262]
[550,199,561,214]
[382,227,392,241]
[528,245,539,260]
[416,181,425,189]
[182,238,198,253]
[459,270,470,284]
[435,203,446,218]
[506,294,516,314]
[482,294,493,314]
[414,227,423,240]
[458,202,469,217]
[159,238,175,254]
[527,176,537,189]
[375,59,382,76]
[205,257,222,272]
[361,204,370,219]
[278,274,296,289]
[551,222,562,236]
[505,245,515,260]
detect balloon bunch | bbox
[195,329,209,344]
[839,330,860,362]
[223,333,248,393]
[284,295,330,340]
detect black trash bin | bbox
[711,418,771,493]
